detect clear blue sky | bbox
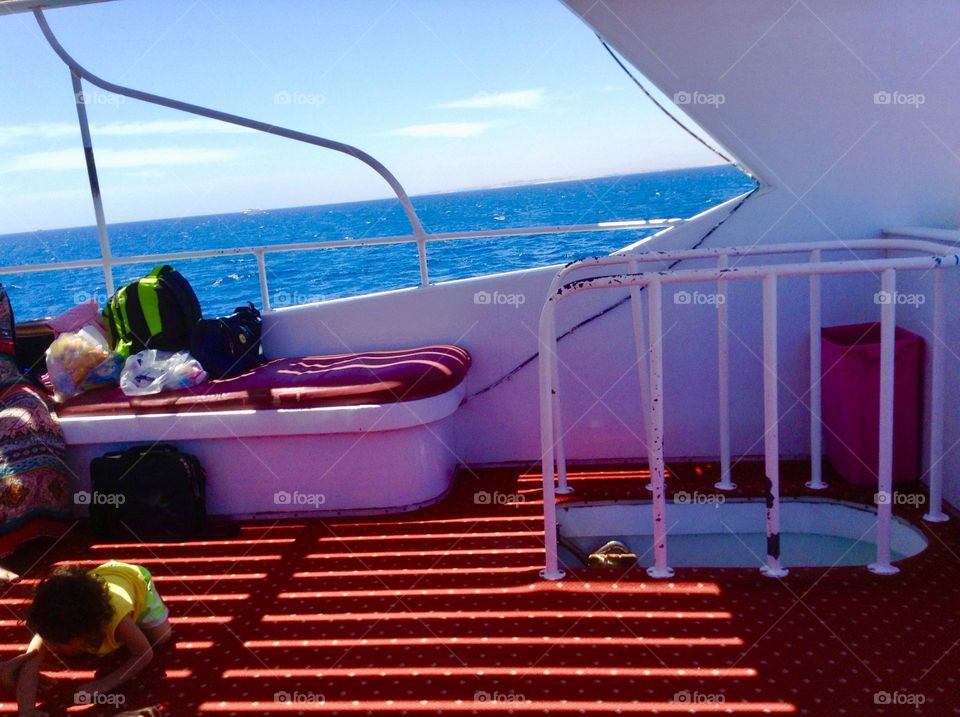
[0,0,723,234]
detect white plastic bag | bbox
[120,350,207,396]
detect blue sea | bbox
[0,165,754,321]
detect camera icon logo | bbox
[74,491,91,505]
[474,291,492,305]
[273,491,292,505]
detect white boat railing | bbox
[0,218,683,311]
[538,239,958,581]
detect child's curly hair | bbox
[26,565,112,645]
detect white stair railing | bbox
[539,239,958,581]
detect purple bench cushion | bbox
[58,345,471,417]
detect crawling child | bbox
[5,560,171,716]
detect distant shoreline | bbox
[3,163,735,239]
[413,163,729,195]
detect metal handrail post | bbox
[538,298,565,580]
[255,250,270,311]
[627,259,656,492]
[417,237,429,286]
[869,269,900,575]
[760,274,788,578]
[646,278,674,579]
[807,249,827,489]
[924,269,949,522]
[550,378,571,495]
[715,254,735,490]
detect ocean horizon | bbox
[0,164,755,321]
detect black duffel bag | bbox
[89,444,206,541]
[190,302,264,380]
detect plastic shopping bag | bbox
[120,349,207,396]
[46,325,123,402]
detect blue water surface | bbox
[0,165,755,319]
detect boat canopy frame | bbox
[10,7,691,311]
[0,0,114,16]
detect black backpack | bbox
[89,444,206,541]
[0,283,15,359]
[190,303,264,379]
[103,265,202,358]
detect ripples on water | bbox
[0,166,754,319]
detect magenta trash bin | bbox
[820,322,924,486]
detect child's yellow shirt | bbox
[87,561,148,655]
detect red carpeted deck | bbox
[0,461,958,716]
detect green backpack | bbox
[103,265,203,358]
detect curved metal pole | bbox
[71,70,114,295]
[33,9,430,282]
